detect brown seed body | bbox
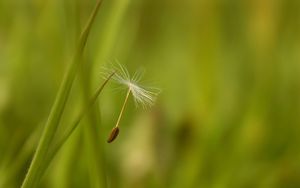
[107,127,120,143]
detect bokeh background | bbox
[1,0,300,187]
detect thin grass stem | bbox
[49,72,115,160]
[34,72,115,180]
[21,1,104,187]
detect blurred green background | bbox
[1,0,300,187]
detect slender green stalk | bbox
[33,72,114,182]
[48,72,115,162]
[21,1,104,187]
[78,61,106,187]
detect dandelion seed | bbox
[107,127,120,143]
[103,63,160,143]
[102,63,160,108]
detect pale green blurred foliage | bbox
[1,0,300,188]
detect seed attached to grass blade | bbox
[107,127,120,143]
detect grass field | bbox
[1,0,300,187]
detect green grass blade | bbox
[31,72,114,185]
[49,72,115,162]
[21,1,104,187]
